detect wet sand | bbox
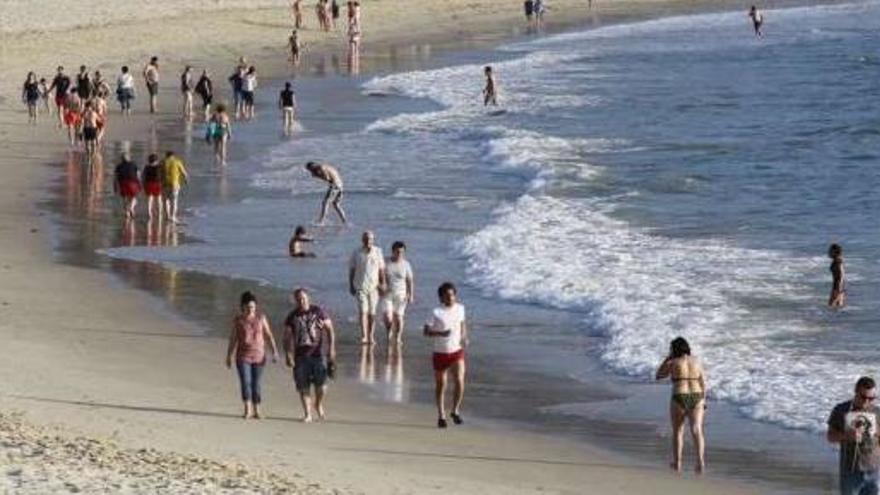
[0,0,830,493]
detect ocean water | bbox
[102,0,880,458]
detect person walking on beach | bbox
[116,66,136,115]
[114,152,140,220]
[483,66,498,106]
[195,70,213,121]
[93,70,111,100]
[49,66,71,126]
[226,291,280,420]
[75,66,93,101]
[38,78,51,115]
[63,92,82,147]
[305,161,348,225]
[228,65,245,119]
[829,243,846,309]
[827,376,880,495]
[289,30,302,66]
[207,104,232,165]
[292,0,304,28]
[279,81,298,133]
[748,6,764,37]
[534,0,546,24]
[382,241,414,346]
[524,0,535,24]
[349,231,386,345]
[81,100,100,157]
[141,153,164,221]
[180,66,195,120]
[283,288,337,422]
[289,226,315,257]
[241,66,258,120]
[424,282,468,428]
[22,72,40,124]
[655,337,707,474]
[162,151,189,224]
[143,56,160,114]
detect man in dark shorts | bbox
[283,288,337,422]
[828,376,880,495]
[49,66,71,126]
[143,56,160,114]
[81,101,99,157]
[114,152,140,220]
[279,81,297,133]
[75,65,93,100]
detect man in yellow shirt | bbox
[162,150,189,224]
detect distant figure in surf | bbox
[748,6,764,37]
[482,66,498,107]
[289,226,315,258]
[828,243,846,308]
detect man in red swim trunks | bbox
[423,282,469,429]
[114,152,140,220]
[49,66,71,127]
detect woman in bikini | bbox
[655,337,706,474]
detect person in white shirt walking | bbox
[424,282,468,428]
[349,231,386,345]
[382,241,414,346]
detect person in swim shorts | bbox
[81,100,99,156]
[382,241,414,346]
[424,282,468,428]
[656,337,707,473]
[141,153,164,220]
[349,231,386,345]
[305,161,348,225]
[114,152,140,220]
[283,288,337,422]
[49,66,71,126]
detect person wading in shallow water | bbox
[424,282,469,429]
[656,337,707,474]
[828,243,846,309]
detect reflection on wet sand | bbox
[357,343,407,403]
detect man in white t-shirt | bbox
[382,241,414,346]
[423,282,468,429]
[349,231,386,344]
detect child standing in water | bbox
[482,66,498,107]
[828,243,846,308]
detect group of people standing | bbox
[288,0,362,69]
[229,228,467,429]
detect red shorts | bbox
[64,110,80,127]
[143,180,162,197]
[55,95,66,107]
[432,349,464,372]
[119,180,141,198]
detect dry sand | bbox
[0,0,770,493]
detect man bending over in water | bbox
[305,161,348,225]
[483,66,498,106]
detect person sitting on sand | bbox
[748,6,764,37]
[483,66,498,107]
[113,152,140,220]
[382,241,414,346]
[655,337,707,474]
[162,151,189,224]
[279,81,297,133]
[289,226,315,258]
[829,243,846,309]
[283,288,337,422]
[226,291,279,420]
[305,161,347,225]
[207,104,232,165]
[827,376,880,495]
[424,282,468,429]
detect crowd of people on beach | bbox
[17,2,874,492]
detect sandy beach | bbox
[0,0,828,493]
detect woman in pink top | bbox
[226,291,279,419]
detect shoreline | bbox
[0,1,840,493]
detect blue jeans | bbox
[841,471,880,495]
[235,361,264,404]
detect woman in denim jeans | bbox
[226,291,279,419]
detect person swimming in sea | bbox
[748,5,764,37]
[828,243,846,308]
[482,66,498,107]
[289,226,316,258]
[656,337,707,474]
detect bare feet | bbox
[695,462,705,475]
[670,461,682,473]
[317,406,325,421]
[302,415,313,423]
